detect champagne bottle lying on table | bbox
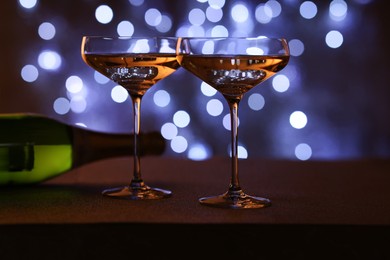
[0,113,165,186]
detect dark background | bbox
[1,0,389,160]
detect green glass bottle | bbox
[0,113,165,186]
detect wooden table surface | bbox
[1,156,389,259]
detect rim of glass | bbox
[178,36,287,41]
[82,36,178,40]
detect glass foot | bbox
[102,183,172,200]
[199,190,271,209]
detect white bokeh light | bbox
[295,143,312,160]
[229,145,248,159]
[223,113,239,130]
[210,25,229,37]
[131,39,150,53]
[70,96,87,113]
[173,110,190,128]
[209,0,225,9]
[231,3,249,23]
[21,64,39,82]
[38,22,56,40]
[161,122,179,140]
[95,5,113,24]
[206,99,224,116]
[66,75,83,94]
[201,40,215,54]
[111,85,128,103]
[188,143,211,161]
[161,122,178,140]
[326,30,344,48]
[290,111,308,129]
[153,90,170,107]
[238,146,248,159]
[289,39,305,56]
[171,136,188,153]
[94,71,110,84]
[246,47,264,55]
[19,0,37,9]
[329,0,348,21]
[248,93,265,111]
[145,8,162,26]
[255,4,272,24]
[300,1,318,19]
[189,8,206,26]
[53,97,70,115]
[156,15,173,33]
[129,0,144,6]
[206,6,223,23]
[37,50,62,70]
[187,25,206,37]
[201,82,217,96]
[117,21,134,36]
[272,74,290,93]
[265,0,282,18]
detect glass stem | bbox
[227,99,242,193]
[130,94,143,184]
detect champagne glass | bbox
[177,37,289,208]
[81,36,179,199]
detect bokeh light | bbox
[189,8,206,25]
[117,21,135,36]
[37,50,62,70]
[70,96,87,113]
[329,0,348,21]
[94,71,110,84]
[222,113,240,131]
[170,136,188,153]
[266,0,282,18]
[18,0,37,9]
[299,1,318,19]
[111,85,128,103]
[255,4,272,24]
[289,39,305,57]
[129,0,144,6]
[145,8,162,26]
[53,97,70,115]
[8,0,388,160]
[153,90,171,107]
[325,30,344,48]
[173,110,190,128]
[161,122,178,140]
[206,6,223,23]
[290,111,308,129]
[188,143,211,160]
[65,75,83,94]
[272,74,290,93]
[209,0,225,9]
[95,5,114,24]
[206,99,224,116]
[201,82,217,97]
[210,25,229,37]
[156,15,173,33]
[38,22,56,40]
[295,143,312,160]
[21,65,39,82]
[248,93,265,111]
[231,3,249,23]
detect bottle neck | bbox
[70,126,165,167]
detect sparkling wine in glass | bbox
[81,36,180,199]
[177,37,290,208]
